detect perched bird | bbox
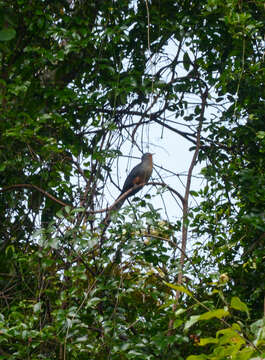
[114,153,153,210]
[101,153,153,232]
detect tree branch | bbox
[0,184,69,208]
[168,85,208,335]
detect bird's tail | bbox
[101,193,125,231]
[111,194,125,212]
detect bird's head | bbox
[142,153,153,162]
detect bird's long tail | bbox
[101,193,125,232]
[111,193,126,212]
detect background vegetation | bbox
[0,0,264,359]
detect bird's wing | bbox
[121,164,143,194]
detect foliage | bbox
[0,0,264,358]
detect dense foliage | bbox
[0,0,265,359]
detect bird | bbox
[101,153,153,233]
[113,153,153,210]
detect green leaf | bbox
[183,52,191,71]
[184,309,229,332]
[0,163,6,171]
[236,347,254,360]
[33,302,42,313]
[190,190,198,196]
[250,318,265,343]
[215,328,246,351]
[184,315,200,331]
[0,28,16,41]
[70,207,85,214]
[164,282,192,297]
[175,308,186,316]
[231,297,249,316]
[199,309,229,320]
[64,205,71,214]
[257,131,265,139]
[173,318,183,329]
[199,337,218,346]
